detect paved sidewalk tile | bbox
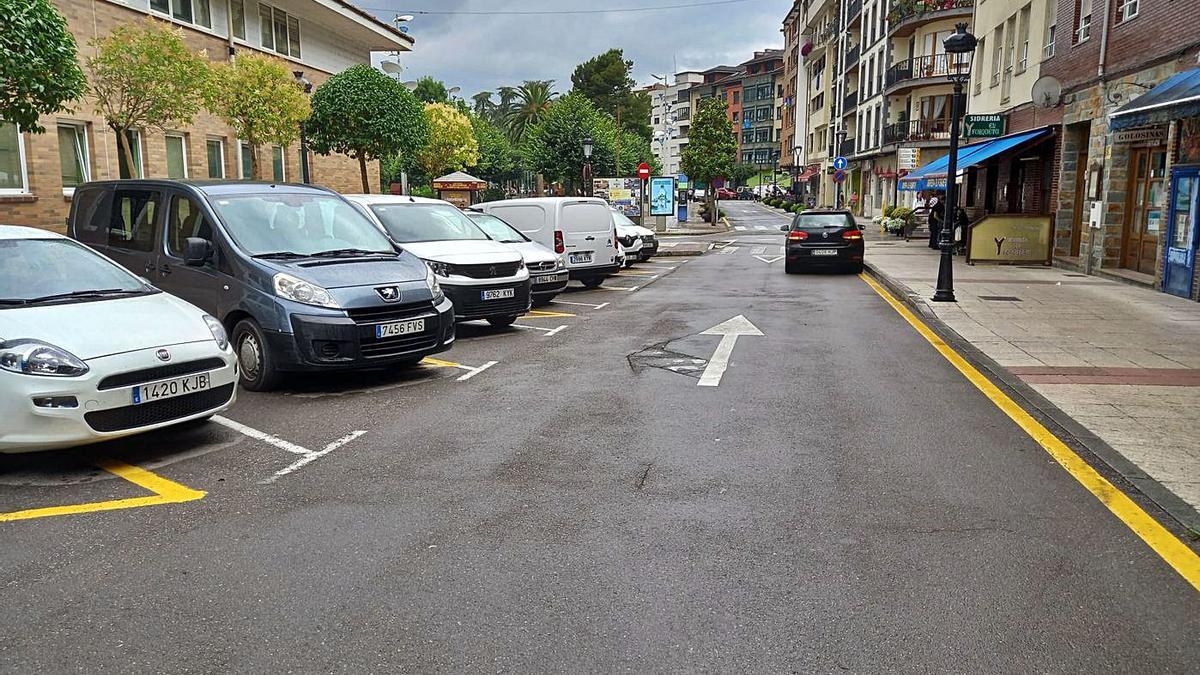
[864,234,1200,526]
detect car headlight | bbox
[426,260,452,277]
[555,255,567,270]
[515,259,526,271]
[0,339,89,377]
[426,265,444,304]
[273,273,339,308]
[203,315,228,350]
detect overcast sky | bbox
[364,0,792,98]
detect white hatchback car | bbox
[0,226,237,453]
[346,195,531,327]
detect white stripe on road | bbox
[751,246,766,254]
[513,323,570,334]
[456,360,498,381]
[734,225,747,230]
[552,299,606,308]
[718,246,740,255]
[261,430,368,484]
[214,416,310,456]
[754,225,768,230]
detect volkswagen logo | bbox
[822,232,829,239]
[375,286,401,302]
[155,349,171,362]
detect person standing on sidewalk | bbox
[928,193,944,249]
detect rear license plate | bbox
[811,249,838,256]
[481,288,516,300]
[376,318,425,339]
[569,252,594,264]
[132,373,211,405]
[535,273,568,284]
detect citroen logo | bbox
[156,349,171,362]
[375,286,401,302]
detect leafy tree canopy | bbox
[680,97,736,222]
[413,76,448,104]
[570,48,651,140]
[0,0,86,131]
[468,114,518,184]
[306,64,429,192]
[521,92,617,194]
[206,52,310,179]
[416,102,480,181]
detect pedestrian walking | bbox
[928,193,944,249]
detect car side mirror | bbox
[779,225,789,232]
[184,237,213,266]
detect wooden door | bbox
[1122,147,1168,275]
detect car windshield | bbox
[370,204,490,243]
[467,213,528,243]
[209,193,395,257]
[0,238,151,306]
[793,213,854,230]
[611,211,636,228]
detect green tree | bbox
[413,76,448,104]
[504,80,556,143]
[0,0,86,131]
[416,102,479,181]
[469,114,517,184]
[615,128,659,176]
[471,91,495,119]
[521,93,617,194]
[570,49,651,140]
[305,64,428,192]
[87,19,210,177]
[206,52,310,180]
[681,97,736,223]
[729,162,758,187]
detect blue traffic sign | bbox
[833,156,848,171]
[833,169,847,183]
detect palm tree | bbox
[471,91,494,118]
[504,79,556,143]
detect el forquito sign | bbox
[964,114,1006,139]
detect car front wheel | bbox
[487,315,518,327]
[232,318,283,392]
[580,277,604,288]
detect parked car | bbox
[464,210,568,306]
[614,220,643,267]
[611,209,659,262]
[781,209,864,274]
[715,187,736,200]
[0,225,237,452]
[737,187,756,200]
[470,197,619,288]
[68,180,454,391]
[347,195,530,327]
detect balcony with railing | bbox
[884,53,954,94]
[881,118,958,146]
[886,0,974,37]
[838,138,856,157]
[843,44,860,72]
[841,90,858,117]
[846,0,863,26]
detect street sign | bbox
[833,156,848,171]
[833,169,847,183]
[677,173,689,189]
[964,114,1006,138]
[897,148,920,170]
[637,162,651,180]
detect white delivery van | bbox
[470,197,618,288]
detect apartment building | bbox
[800,0,839,204]
[780,3,808,185]
[0,0,410,230]
[737,50,786,174]
[647,71,704,177]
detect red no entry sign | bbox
[637,163,651,180]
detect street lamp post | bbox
[293,71,313,184]
[834,128,847,208]
[932,22,977,303]
[582,135,594,197]
[792,144,802,199]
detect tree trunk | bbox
[112,124,136,180]
[709,193,717,225]
[358,153,370,193]
[251,144,263,180]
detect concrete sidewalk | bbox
[864,233,1200,531]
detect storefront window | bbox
[1171,176,1194,250]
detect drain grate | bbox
[978,295,1022,302]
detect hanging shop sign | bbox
[964,114,1006,138]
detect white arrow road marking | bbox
[697,315,764,387]
[753,255,783,264]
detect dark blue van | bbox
[67,180,455,391]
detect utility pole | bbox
[616,106,622,175]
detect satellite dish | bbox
[399,25,409,33]
[1031,75,1062,109]
[403,81,418,91]
[380,61,403,75]
[448,86,461,95]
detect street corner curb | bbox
[655,245,709,257]
[863,261,1200,536]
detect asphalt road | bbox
[2,200,1198,672]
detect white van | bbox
[470,197,618,288]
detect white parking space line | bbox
[456,360,497,381]
[513,323,570,335]
[751,246,766,254]
[779,245,785,254]
[718,246,740,255]
[595,285,639,291]
[213,416,309,456]
[754,225,768,230]
[262,430,368,484]
[552,299,606,308]
[734,225,747,231]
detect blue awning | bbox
[898,127,1054,191]
[1110,68,1200,131]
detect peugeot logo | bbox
[375,286,401,302]
[488,265,497,277]
[155,349,171,362]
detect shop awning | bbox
[898,127,1054,191]
[797,167,819,181]
[1110,68,1200,131]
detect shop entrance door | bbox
[1122,147,1168,275]
[1163,167,1200,298]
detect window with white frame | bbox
[259,4,302,58]
[1018,5,1032,72]
[231,0,246,39]
[240,141,253,179]
[0,123,28,194]
[1118,0,1137,21]
[974,36,985,94]
[1002,15,1017,101]
[1044,0,1058,57]
[206,138,225,178]
[1075,0,1092,42]
[271,145,285,182]
[150,0,210,29]
[166,134,188,178]
[57,123,90,192]
[991,26,1004,86]
[119,129,144,179]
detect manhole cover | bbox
[628,344,708,379]
[978,295,1022,302]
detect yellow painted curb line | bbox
[420,357,461,368]
[860,273,1200,592]
[522,309,576,318]
[0,460,205,523]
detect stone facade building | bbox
[0,0,411,232]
